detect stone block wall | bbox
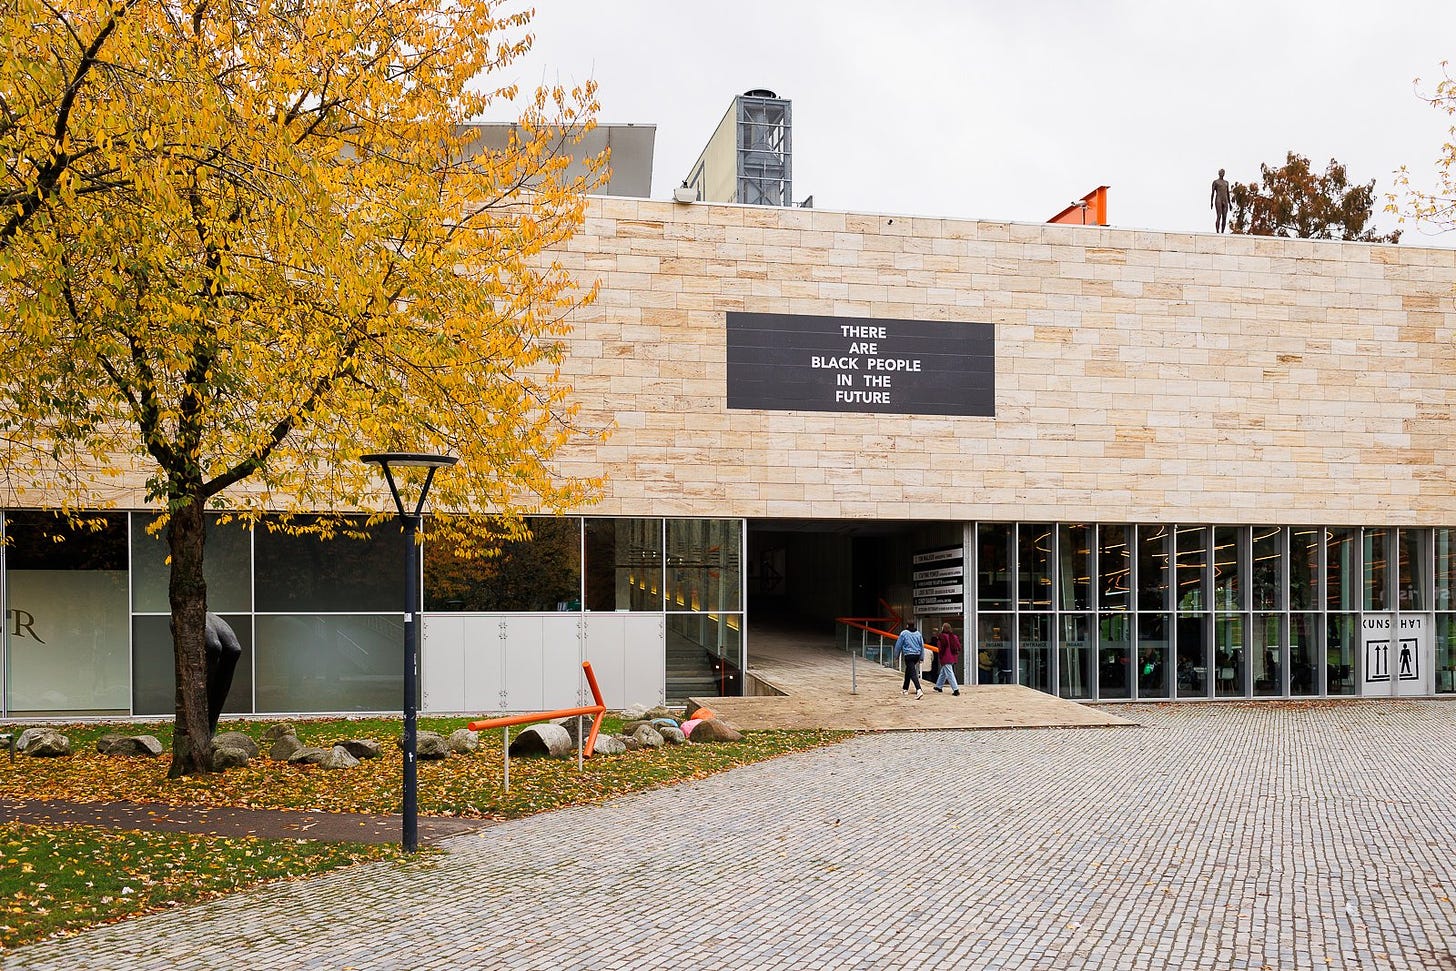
[552,197,1456,525]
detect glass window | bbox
[1213,526,1244,611]
[254,614,404,712]
[1436,614,1456,694]
[1138,613,1171,699]
[1252,527,1284,610]
[977,524,1013,611]
[1363,527,1391,611]
[667,612,742,700]
[1018,524,1053,610]
[131,512,252,613]
[1018,613,1052,694]
[1058,525,1092,611]
[1289,527,1319,611]
[133,614,253,717]
[424,517,581,612]
[1099,525,1131,611]
[584,518,662,612]
[1138,526,1170,612]
[1290,613,1320,696]
[976,614,1012,684]
[1326,528,1358,611]
[1175,526,1208,611]
[4,512,129,715]
[1326,613,1357,695]
[1214,614,1246,698]
[1437,529,1456,613]
[1058,614,1093,700]
[1174,612,1208,698]
[1398,528,1425,611]
[1097,613,1132,699]
[1251,613,1282,697]
[666,519,742,613]
[255,516,406,613]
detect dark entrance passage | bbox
[746,519,966,664]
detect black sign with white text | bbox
[726,312,995,417]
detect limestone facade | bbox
[553,197,1456,525]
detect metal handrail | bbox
[835,617,901,669]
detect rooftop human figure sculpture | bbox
[1210,168,1232,233]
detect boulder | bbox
[319,745,360,770]
[620,734,640,752]
[508,724,573,758]
[15,728,49,752]
[619,703,651,721]
[642,706,676,721]
[212,731,258,759]
[447,728,479,755]
[269,735,305,761]
[337,739,381,760]
[211,744,252,770]
[631,724,665,749]
[651,717,679,729]
[658,726,687,745]
[684,703,716,721]
[261,723,297,743]
[559,717,602,746]
[417,732,450,760]
[590,735,627,756]
[620,720,651,735]
[688,718,742,743]
[20,729,70,757]
[96,734,164,757]
[288,746,332,766]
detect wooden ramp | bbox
[688,625,1135,732]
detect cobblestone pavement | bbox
[8,700,1456,970]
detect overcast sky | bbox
[495,1,1456,244]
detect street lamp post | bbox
[361,452,457,852]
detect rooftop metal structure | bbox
[683,90,793,206]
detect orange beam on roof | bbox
[1048,185,1109,226]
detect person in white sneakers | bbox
[894,621,925,699]
[932,622,962,696]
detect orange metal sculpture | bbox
[467,660,607,757]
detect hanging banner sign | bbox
[727,312,994,417]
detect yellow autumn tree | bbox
[1394,63,1456,231]
[0,1,606,774]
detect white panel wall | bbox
[580,614,626,713]
[420,615,465,712]
[542,615,584,709]
[501,616,545,712]
[624,615,666,709]
[421,612,666,714]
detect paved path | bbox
[692,625,1134,731]
[8,699,1456,970]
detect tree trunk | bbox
[167,497,214,777]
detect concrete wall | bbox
[554,198,1456,526]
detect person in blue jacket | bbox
[894,621,925,700]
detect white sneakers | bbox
[915,689,924,700]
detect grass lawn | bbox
[0,716,850,949]
[0,716,851,818]
[0,822,399,949]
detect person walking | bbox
[933,622,961,696]
[895,621,925,699]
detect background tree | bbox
[1392,63,1456,233]
[0,1,607,775]
[1229,151,1400,242]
